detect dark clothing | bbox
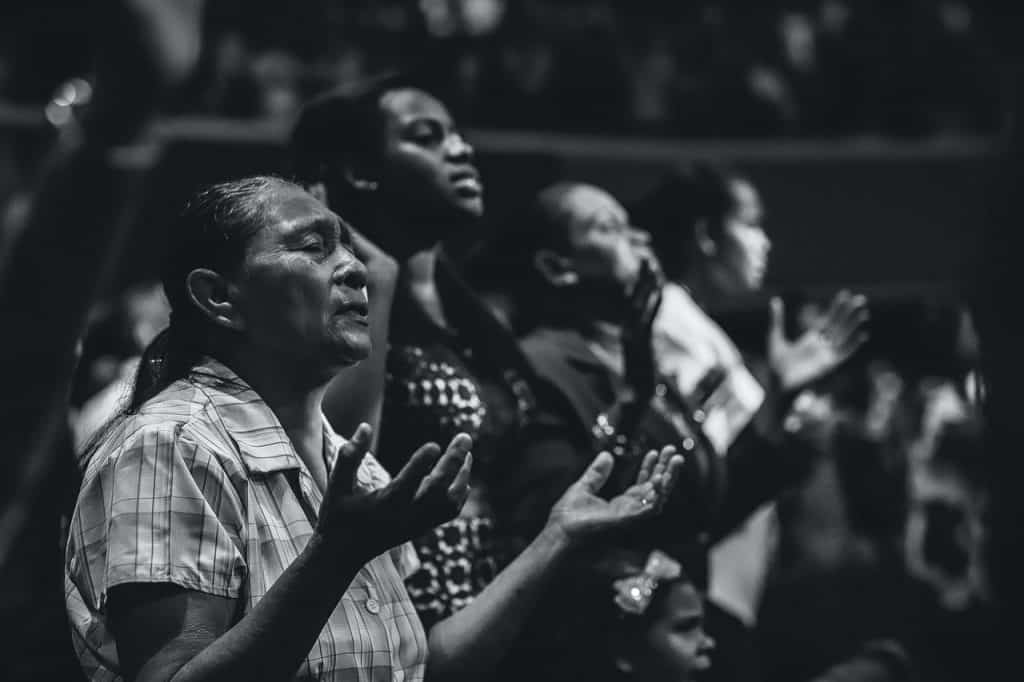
[378,252,536,477]
[377,251,539,624]
[499,325,816,582]
[493,324,815,682]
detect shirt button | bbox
[365,598,380,615]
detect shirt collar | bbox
[190,357,310,475]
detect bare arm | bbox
[110,534,365,682]
[425,447,682,681]
[110,425,473,682]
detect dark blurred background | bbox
[1,2,1017,681]
[0,0,1003,297]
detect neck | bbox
[404,247,447,328]
[679,265,722,310]
[583,318,625,377]
[223,346,330,463]
[554,286,627,333]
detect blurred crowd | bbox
[0,2,1004,682]
[0,0,1005,138]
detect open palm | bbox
[769,290,869,393]
[547,446,682,543]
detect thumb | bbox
[769,296,786,343]
[329,422,373,493]
[577,451,616,493]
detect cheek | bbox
[242,263,328,336]
[644,630,697,675]
[384,148,448,196]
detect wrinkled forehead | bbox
[261,185,343,233]
[378,87,453,128]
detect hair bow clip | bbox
[612,550,682,615]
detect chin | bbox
[451,195,485,220]
[328,334,372,365]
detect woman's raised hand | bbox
[545,446,683,545]
[768,291,869,394]
[317,423,473,558]
[621,259,665,405]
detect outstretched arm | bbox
[425,447,681,681]
[110,425,473,681]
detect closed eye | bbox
[299,233,326,252]
[673,616,703,633]
[404,119,445,147]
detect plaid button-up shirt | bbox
[65,358,428,681]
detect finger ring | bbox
[641,498,650,506]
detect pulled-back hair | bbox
[630,162,746,282]
[128,175,299,411]
[289,72,417,233]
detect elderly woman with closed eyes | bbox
[65,176,680,681]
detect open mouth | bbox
[337,300,369,319]
[450,167,483,196]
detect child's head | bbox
[548,547,714,682]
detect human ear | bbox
[533,249,579,287]
[186,268,244,331]
[694,218,717,257]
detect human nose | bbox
[629,227,652,247]
[333,251,368,291]
[445,132,475,163]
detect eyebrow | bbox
[400,113,452,131]
[290,214,343,240]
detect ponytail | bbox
[128,314,204,412]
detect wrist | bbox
[537,520,575,557]
[770,361,802,400]
[309,528,376,568]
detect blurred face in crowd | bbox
[707,178,771,296]
[545,184,656,302]
[216,184,370,380]
[620,582,714,682]
[373,87,483,248]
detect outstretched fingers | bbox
[446,452,473,507]
[391,441,443,500]
[648,445,677,483]
[579,451,616,494]
[417,433,473,499]
[634,449,659,486]
[655,451,685,504]
[631,446,681,514]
